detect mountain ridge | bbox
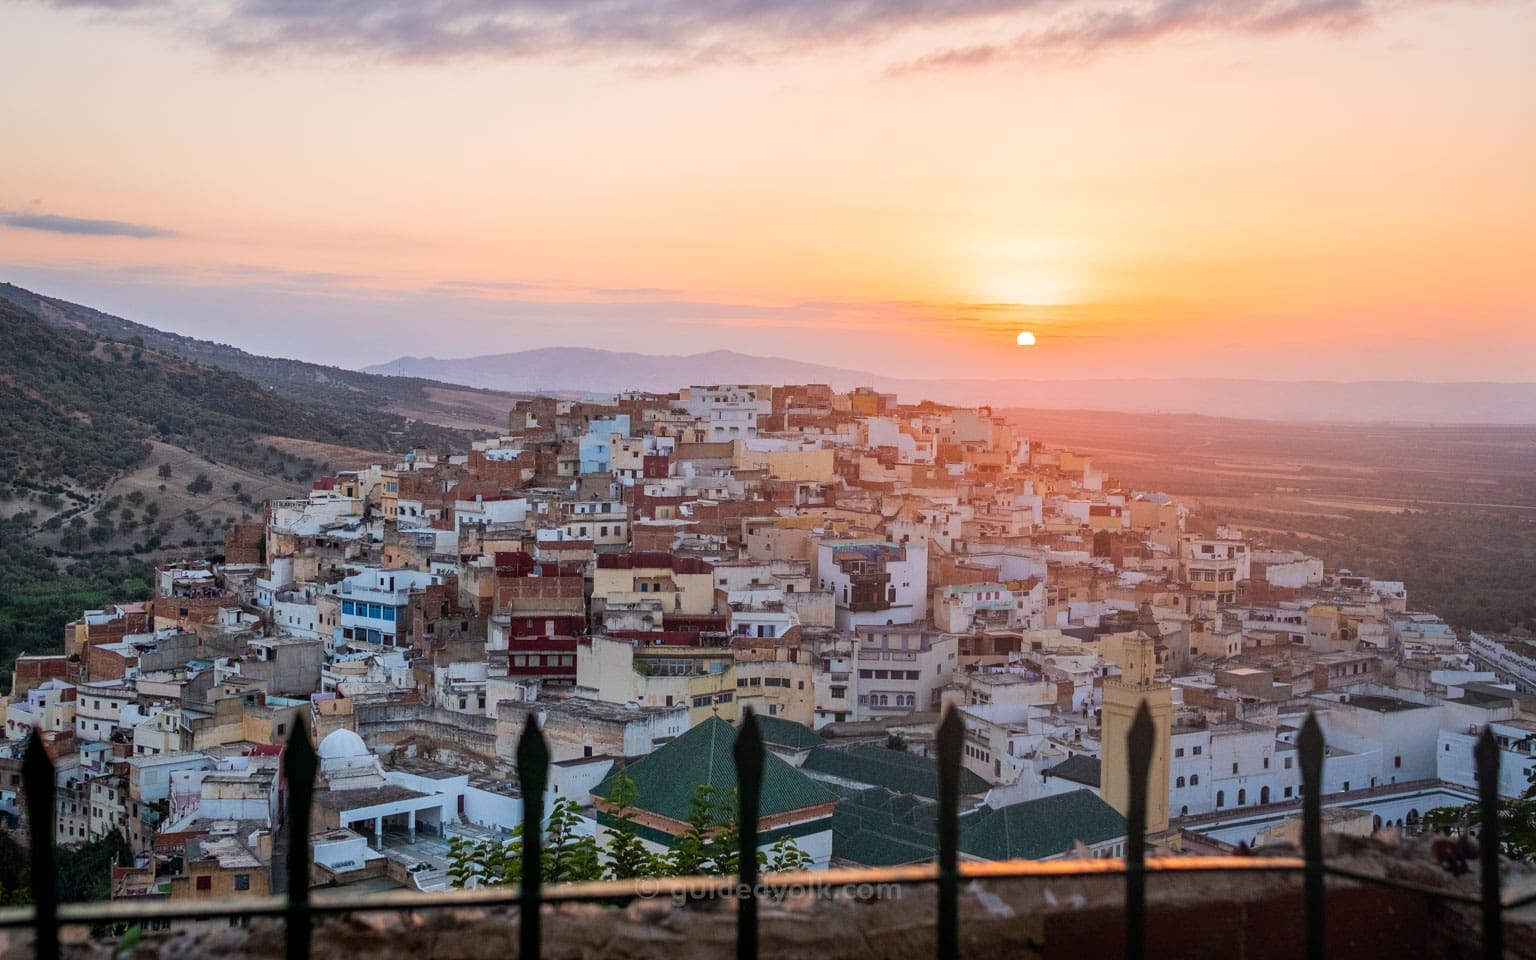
[367,348,1536,424]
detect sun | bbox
[1015,331,1037,347]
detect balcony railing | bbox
[0,705,1522,960]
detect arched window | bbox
[1190,774,1199,786]
[1260,786,1270,804]
[1237,789,1247,806]
[1216,791,1225,808]
[1176,776,1186,788]
[1180,805,1189,817]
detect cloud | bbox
[39,0,1456,69]
[897,0,1381,71]
[0,212,179,238]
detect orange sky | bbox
[1,0,1532,380]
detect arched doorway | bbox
[1260,786,1270,804]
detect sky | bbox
[1,0,1533,381]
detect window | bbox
[1216,791,1225,808]
[196,876,212,892]
[1263,757,1270,770]
[1342,781,1350,792]
[1237,789,1246,805]
[1193,746,1202,755]
[1175,748,1185,758]
[1176,776,1186,788]
[234,874,251,892]
[1284,786,1293,798]
[1232,762,1239,775]
[1190,774,1199,786]
[1284,756,1293,770]
[1394,755,1402,769]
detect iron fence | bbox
[0,705,1522,959]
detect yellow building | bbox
[1101,626,1172,835]
[732,639,814,726]
[575,636,738,726]
[169,836,270,900]
[734,446,837,483]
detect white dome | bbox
[317,729,369,760]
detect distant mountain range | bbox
[368,349,1536,424]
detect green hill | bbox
[0,282,525,431]
[0,296,469,493]
[0,290,484,690]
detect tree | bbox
[185,473,213,495]
[1425,761,1536,862]
[669,784,740,877]
[446,796,602,888]
[761,835,813,873]
[446,780,811,887]
[604,774,662,880]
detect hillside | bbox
[0,297,465,496]
[0,282,521,432]
[0,294,474,685]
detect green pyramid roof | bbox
[802,746,989,800]
[591,716,837,822]
[752,714,824,751]
[1044,754,1101,787]
[958,789,1126,861]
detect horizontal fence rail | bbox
[0,707,1515,958]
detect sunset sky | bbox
[2,0,1532,381]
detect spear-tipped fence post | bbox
[936,707,963,960]
[734,708,764,960]
[1475,727,1503,960]
[1298,712,1325,960]
[517,715,550,960]
[1124,702,1154,960]
[23,733,58,960]
[283,719,317,960]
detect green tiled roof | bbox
[752,715,824,751]
[828,785,940,866]
[591,716,837,822]
[1044,754,1102,788]
[802,746,989,800]
[958,789,1126,861]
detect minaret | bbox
[1101,605,1172,834]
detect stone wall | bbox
[356,702,498,760]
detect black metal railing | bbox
[0,704,1523,959]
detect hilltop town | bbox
[3,382,1530,900]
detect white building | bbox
[816,539,928,631]
[682,385,772,442]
